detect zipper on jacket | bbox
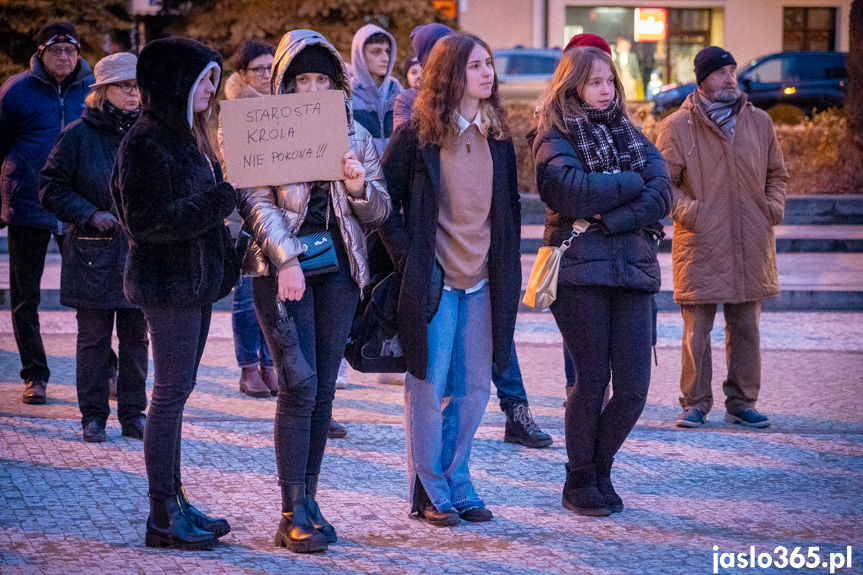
[58,86,66,130]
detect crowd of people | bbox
[0,17,786,553]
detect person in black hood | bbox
[40,52,148,445]
[110,37,240,551]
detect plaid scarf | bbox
[564,94,647,174]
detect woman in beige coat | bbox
[237,30,390,553]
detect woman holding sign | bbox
[237,29,390,553]
[111,38,239,550]
[378,33,521,526]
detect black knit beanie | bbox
[37,22,80,54]
[694,46,737,85]
[285,45,337,84]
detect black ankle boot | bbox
[305,475,336,543]
[594,458,623,513]
[178,486,231,537]
[562,463,612,517]
[274,483,328,553]
[145,494,218,550]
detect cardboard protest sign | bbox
[220,90,349,188]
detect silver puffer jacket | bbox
[237,29,390,290]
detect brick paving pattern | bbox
[1,311,862,574]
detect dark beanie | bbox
[564,33,612,56]
[410,23,454,67]
[285,45,337,83]
[694,46,737,85]
[37,22,80,53]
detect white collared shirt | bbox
[455,110,485,136]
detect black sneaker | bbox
[504,404,553,448]
[327,419,347,439]
[83,421,107,443]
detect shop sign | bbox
[634,8,667,42]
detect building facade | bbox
[458,0,851,95]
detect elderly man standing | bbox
[0,21,94,404]
[656,46,787,429]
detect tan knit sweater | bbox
[436,124,493,290]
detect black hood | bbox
[137,37,222,133]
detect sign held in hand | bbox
[220,90,349,188]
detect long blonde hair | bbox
[538,47,631,133]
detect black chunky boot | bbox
[305,475,337,543]
[595,458,623,513]
[178,486,231,537]
[145,494,218,550]
[561,463,612,517]
[274,483,328,553]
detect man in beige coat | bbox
[656,46,788,429]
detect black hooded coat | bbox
[110,38,239,308]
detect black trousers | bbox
[7,225,61,383]
[253,241,359,485]
[551,286,652,468]
[140,305,211,499]
[75,307,148,427]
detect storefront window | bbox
[783,7,837,51]
[564,6,716,100]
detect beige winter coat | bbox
[236,30,391,291]
[656,92,788,305]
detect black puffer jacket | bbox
[532,124,670,293]
[111,38,239,308]
[40,106,135,309]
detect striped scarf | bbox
[564,94,647,174]
[696,89,743,137]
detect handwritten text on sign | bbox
[220,90,349,188]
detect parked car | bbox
[493,47,562,104]
[651,51,847,118]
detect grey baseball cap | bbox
[91,52,138,87]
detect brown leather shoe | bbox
[260,366,279,396]
[239,366,270,398]
[22,380,47,404]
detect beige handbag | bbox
[522,219,591,311]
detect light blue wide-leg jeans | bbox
[405,284,492,513]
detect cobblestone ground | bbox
[1,311,862,574]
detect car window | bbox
[787,55,847,81]
[505,55,559,76]
[749,58,784,84]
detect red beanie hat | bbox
[564,33,612,55]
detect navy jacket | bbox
[40,107,136,309]
[111,38,239,308]
[379,123,522,380]
[0,55,94,228]
[532,124,671,293]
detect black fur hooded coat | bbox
[111,38,239,308]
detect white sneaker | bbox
[335,358,348,389]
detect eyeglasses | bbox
[45,45,79,57]
[246,66,272,77]
[114,81,139,94]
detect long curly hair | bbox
[412,33,508,147]
[538,46,632,134]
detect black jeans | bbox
[551,286,652,468]
[7,225,61,383]
[491,341,529,412]
[253,240,359,485]
[140,305,212,499]
[75,307,149,427]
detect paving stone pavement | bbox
[1,311,862,574]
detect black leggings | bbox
[253,242,359,485]
[140,305,211,499]
[551,286,652,468]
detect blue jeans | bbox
[405,284,492,514]
[232,274,272,368]
[491,340,529,411]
